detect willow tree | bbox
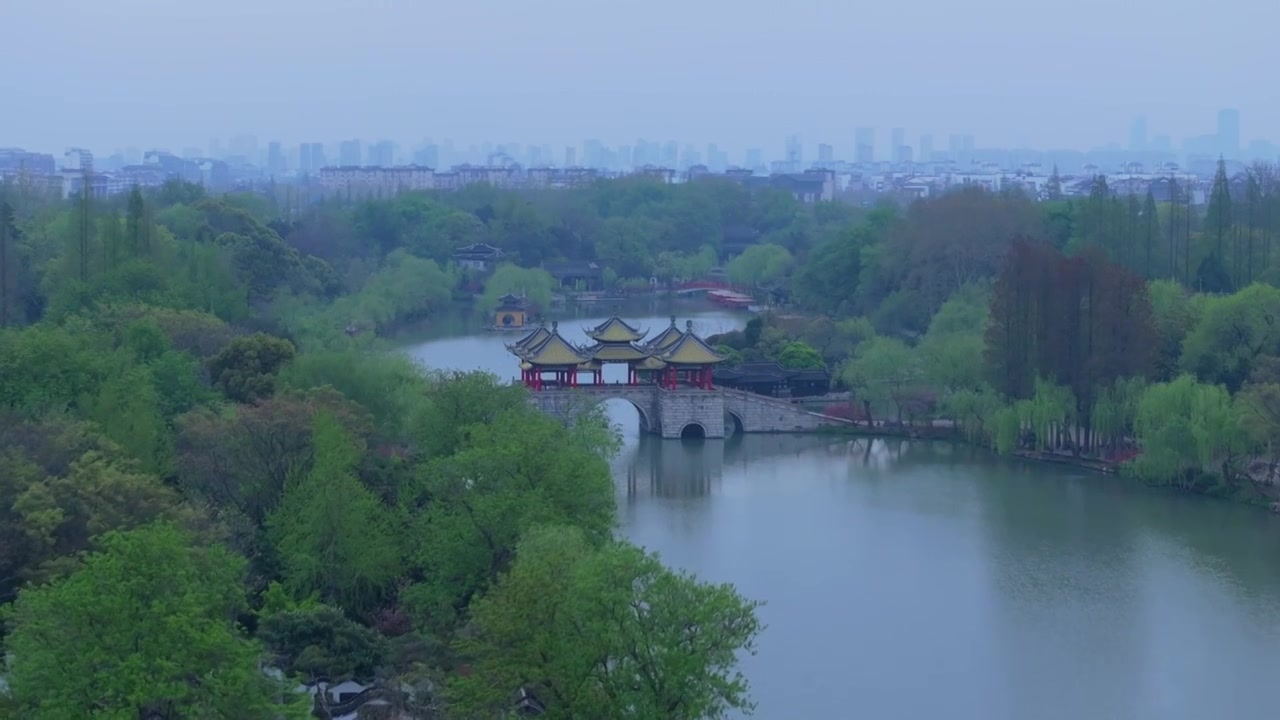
[1131,374,1241,489]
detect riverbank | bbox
[814,420,1280,512]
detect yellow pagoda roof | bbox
[513,325,550,349]
[646,316,685,351]
[586,342,652,363]
[585,315,647,343]
[658,321,726,365]
[636,355,668,371]
[578,359,603,371]
[517,323,589,367]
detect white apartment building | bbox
[317,165,435,197]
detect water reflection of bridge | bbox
[616,434,874,499]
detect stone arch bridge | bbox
[527,384,852,439]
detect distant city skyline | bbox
[7,0,1280,156]
[11,106,1269,176]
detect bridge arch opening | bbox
[599,397,652,437]
[680,422,707,440]
[724,410,745,437]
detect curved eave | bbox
[636,357,668,371]
[658,333,727,365]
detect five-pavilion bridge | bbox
[507,315,724,391]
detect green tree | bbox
[175,387,372,538]
[726,243,792,287]
[403,406,616,629]
[1131,374,1241,489]
[0,321,117,414]
[1142,189,1160,277]
[259,603,386,683]
[3,523,306,719]
[775,340,825,369]
[86,364,171,474]
[409,370,530,460]
[480,263,556,311]
[1206,157,1232,259]
[208,331,297,402]
[451,525,764,720]
[920,331,986,395]
[0,417,194,601]
[1046,165,1063,201]
[279,349,429,441]
[126,185,147,257]
[0,200,19,327]
[268,413,401,612]
[842,336,921,424]
[1147,279,1198,380]
[1179,283,1280,391]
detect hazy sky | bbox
[6,0,1277,155]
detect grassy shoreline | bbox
[814,422,1280,512]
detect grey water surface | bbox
[402,301,1280,720]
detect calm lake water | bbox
[402,301,1280,720]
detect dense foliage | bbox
[6,161,1280,714]
[0,179,767,717]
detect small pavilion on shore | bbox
[507,314,726,391]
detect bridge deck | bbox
[527,383,851,435]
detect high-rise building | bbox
[229,134,258,163]
[63,148,93,173]
[785,134,802,169]
[0,148,56,176]
[266,141,286,175]
[584,139,604,168]
[565,146,577,167]
[919,134,934,164]
[706,144,728,172]
[891,128,907,163]
[412,144,439,168]
[338,139,362,166]
[661,141,678,167]
[817,143,834,164]
[1129,116,1148,152]
[855,128,874,163]
[680,145,702,169]
[368,140,395,167]
[299,143,327,173]
[745,148,762,170]
[1218,108,1240,158]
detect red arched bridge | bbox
[671,279,740,295]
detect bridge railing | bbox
[719,387,852,423]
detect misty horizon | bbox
[8,0,1279,156]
